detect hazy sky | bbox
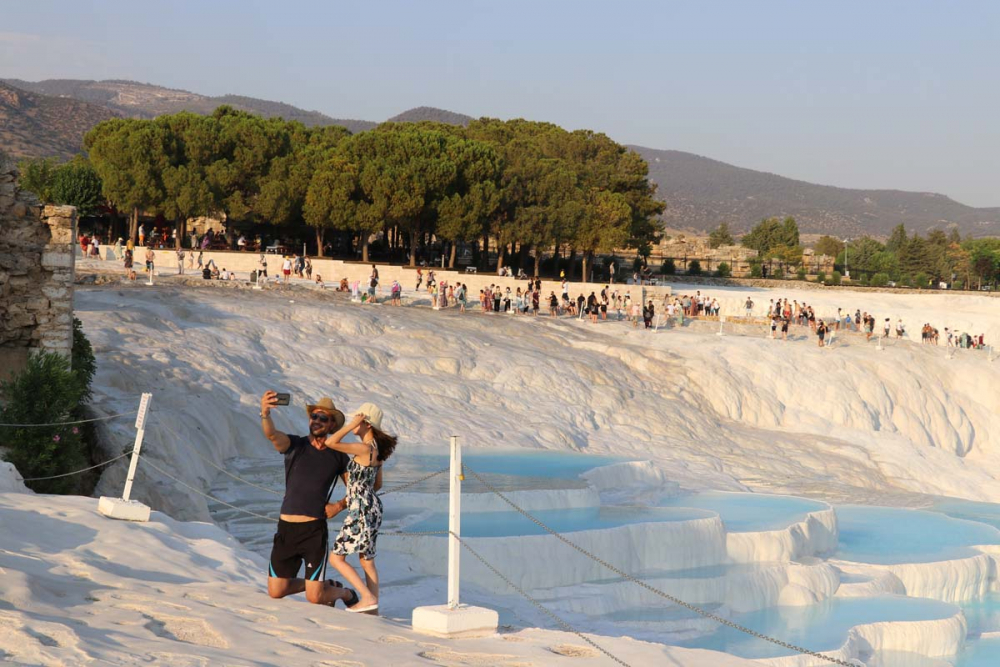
[4,1,998,206]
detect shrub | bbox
[773,266,784,279]
[662,258,676,275]
[829,270,842,285]
[687,259,702,276]
[0,353,88,493]
[796,267,807,281]
[750,263,763,278]
[71,317,96,402]
[871,273,890,287]
[715,262,731,278]
[914,272,930,288]
[816,271,827,284]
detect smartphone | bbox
[274,393,290,406]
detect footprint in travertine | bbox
[417,648,532,667]
[285,639,352,655]
[233,607,279,623]
[377,635,413,644]
[143,613,229,649]
[146,653,210,667]
[548,645,599,658]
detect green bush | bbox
[71,318,96,402]
[914,272,930,288]
[687,259,702,276]
[816,271,827,284]
[796,267,807,281]
[830,271,842,285]
[0,353,88,493]
[662,258,676,275]
[750,263,763,278]
[715,262,732,278]
[773,266,784,279]
[871,273,890,287]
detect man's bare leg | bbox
[268,577,351,606]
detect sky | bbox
[3,1,998,207]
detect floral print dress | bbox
[331,442,383,559]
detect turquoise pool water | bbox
[405,505,714,538]
[955,637,1000,667]
[676,596,959,659]
[835,506,1000,564]
[932,498,1000,532]
[961,592,1000,635]
[403,448,626,479]
[659,491,827,532]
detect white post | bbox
[98,392,153,522]
[447,435,462,609]
[716,315,725,336]
[146,266,154,286]
[876,334,883,351]
[411,435,497,637]
[122,393,152,501]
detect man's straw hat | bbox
[354,403,384,430]
[305,398,346,430]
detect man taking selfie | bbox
[259,391,357,607]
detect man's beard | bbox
[309,423,328,437]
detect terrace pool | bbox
[676,596,959,659]
[404,505,714,538]
[403,447,627,479]
[835,506,1000,564]
[659,491,828,532]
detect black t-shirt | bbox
[280,435,349,519]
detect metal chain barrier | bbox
[449,530,631,667]
[378,467,448,496]
[0,410,138,428]
[17,452,132,482]
[463,465,862,667]
[138,455,281,522]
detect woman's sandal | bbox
[346,601,378,614]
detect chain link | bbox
[378,467,448,496]
[17,452,132,482]
[139,455,280,522]
[462,465,862,667]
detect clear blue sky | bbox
[4,1,998,206]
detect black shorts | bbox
[269,519,328,581]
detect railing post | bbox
[447,435,462,609]
[411,434,497,638]
[98,392,152,522]
[122,393,152,501]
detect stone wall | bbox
[0,164,77,381]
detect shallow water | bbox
[659,491,826,532]
[676,596,958,659]
[405,505,713,537]
[835,505,1000,564]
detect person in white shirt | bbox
[238,235,247,250]
[282,256,292,283]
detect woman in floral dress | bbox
[324,403,397,613]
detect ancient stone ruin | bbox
[0,162,77,380]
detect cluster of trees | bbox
[18,157,104,217]
[825,225,1000,289]
[21,107,664,275]
[708,217,1000,289]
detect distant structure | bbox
[657,236,834,277]
[0,162,77,380]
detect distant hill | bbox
[387,106,473,126]
[633,146,1000,238]
[2,78,376,133]
[0,81,120,160]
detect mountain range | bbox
[1,78,996,238]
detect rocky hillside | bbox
[634,146,1000,238]
[0,81,120,160]
[2,78,375,133]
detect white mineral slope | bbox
[0,486,756,667]
[73,283,1000,520]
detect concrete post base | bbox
[98,497,151,522]
[412,604,499,639]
